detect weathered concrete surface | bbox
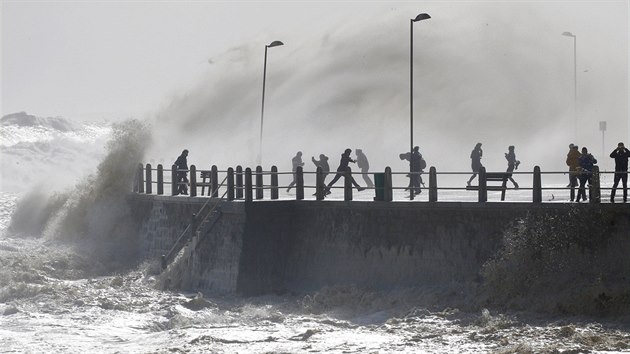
[130,195,630,296]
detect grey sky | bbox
[2,0,628,172]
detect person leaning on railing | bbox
[609,142,630,203]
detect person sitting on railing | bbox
[505,145,520,189]
[286,151,305,192]
[324,148,365,195]
[576,147,597,202]
[466,143,483,187]
[609,142,630,203]
[174,149,189,195]
[566,144,581,201]
[312,154,330,194]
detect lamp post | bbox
[410,13,431,200]
[259,40,284,166]
[562,31,577,141]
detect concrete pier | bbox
[130,194,630,296]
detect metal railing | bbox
[134,163,627,204]
[160,174,228,270]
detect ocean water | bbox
[1,114,629,353]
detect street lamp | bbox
[259,40,284,166]
[410,13,431,200]
[562,31,577,141]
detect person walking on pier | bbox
[312,154,330,193]
[324,148,365,195]
[576,147,597,202]
[609,142,630,203]
[286,151,305,192]
[355,149,374,188]
[566,144,581,201]
[174,149,189,195]
[466,143,483,187]
[505,145,520,189]
[400,146,425,195]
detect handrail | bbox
[161,175,229,270]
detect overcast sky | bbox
[2,0,629,171]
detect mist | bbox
[145,2,627,177]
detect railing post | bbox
[589,165,601,204]
[236,165,244,199]
[384,167,393,202]
[429,166,437,202]
[296,166,304,200]
[145,163,152,194]
[189,165,197,197]
[157,164,164,195]
[256,166,264,200]
[344,167,353,201]
[211,165,219,198]
[171,164,177,196]
[315,167,324,201]
[138,163,145,193]
[245,168,253,202]
[478,166,487,202]
[533,166,542,203]
[227,167,235,201]
[271,166,279,200]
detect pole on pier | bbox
[589,165,601,204]
[245,168,253,202]
[384,167,393,202]
[256,166,264,200]
[236,166,244,199]
[296,166,304,200]
[145,163,152,194]
[227,167,235,201]
[271,166,279,200]
[478,167,487,202]
[157,164,164,195]
[171,164,177,196]
[138,163,145,194]
[211,165,219,198]
[189,165,197,197]
[533,166,542,203]
[429,166,437,202]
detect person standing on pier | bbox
[576,147,597,202]
[324,148,365,195]
[505,145,520,189]
[566,144,581,201]
[609,142,630,203]
[174,149,189,195]
[466,143,483,187]
[312,154,330,191]
[399,146,424,195]
[286,151,305,192]
[355,149,374,188]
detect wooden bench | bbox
[199,170,211,196]
[466,172,511,201]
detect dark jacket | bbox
[578,153,597,172]
[610,148,630,172]
[174,154,188,170]
[336,153,355,172]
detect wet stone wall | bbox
[130,195,630,296]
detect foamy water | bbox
[1,190,629,353]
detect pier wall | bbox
[130,195,630,296]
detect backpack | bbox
[419,158,427,170]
